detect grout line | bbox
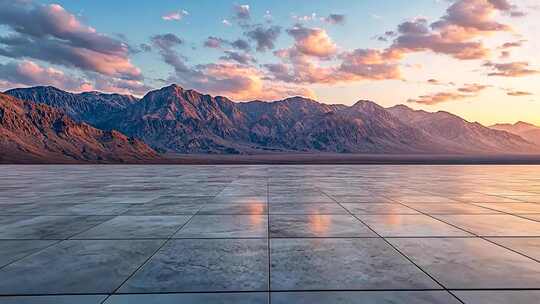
[1,288,540,298]
[99,192,217,304]
[467,202,540,222]
[319,189,466,304]
[397,202,540,263]
[0,239,62,271]
[266,174,272,303]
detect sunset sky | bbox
[0,0,539,125]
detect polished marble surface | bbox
[1,165,540,303]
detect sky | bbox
[0,0,539,126]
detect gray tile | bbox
[74,216,191,239]
[0,216,113,239]
[175,215,267,238]
[357,215,471,237]
[211,196,268,204]
[0,203,132,216]
[0,295,106,304]
[453,290,540,304]
[487,237,540,261]
[0,240,163,294]
[269,194,334,204]
[270,214,375,237]
[198,203,267,214]
[123,203,203,215]
[0,240,56,267]
[270,238,439,290]
[271,291,461,304]
[390,238,540,289]
[269,203,347,215]
[105,293,268,304]
[342,203,419,214]
[119,239,268,293]
[403,203,499,214]
[434,214,540,236]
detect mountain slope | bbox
[5,86,137,125]
[387,104,537,154]
[276,100,447,153]
[490,122,540,145]
[97,84,253,153]
[0,93,159,163]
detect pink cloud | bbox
[408,83,490,105]
[286,24,337,58]
[387,0,521,61]
[162,10,188,21]
[0,60,90,91]
[0,1,142,80]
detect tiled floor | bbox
[0,165,540,303]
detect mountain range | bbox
[1,84,539,162]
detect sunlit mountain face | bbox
[0,0,538,126]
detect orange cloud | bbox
[507,90,533,96]
[408,83,489,105]
[287,24,337,58]
[408,92,470,105]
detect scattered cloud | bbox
[457,83,490,93]
[408,83,489,105]
[264,10,273,22]
[484,61,540,77]
[220,50,255,64]
[500,40,526,49]
[266,47,401,85]
[150,30,311,100]
[506,90,533,96]
[203,36,251,51]
[161,9,188,21]
[499,50,511,59]
[292,13,319,22]
[286,24,337,58]
[204,36,227,49]
[234,4,251,20]
[324,14,346,25]
[245,26,281,52]
[87,73,153,96]
[139,43,152,53]
[151,33,183,49]
[231,39,251,51]
[222,19,232,27]
[408,92,470,105]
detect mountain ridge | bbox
[4,84,539,157]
